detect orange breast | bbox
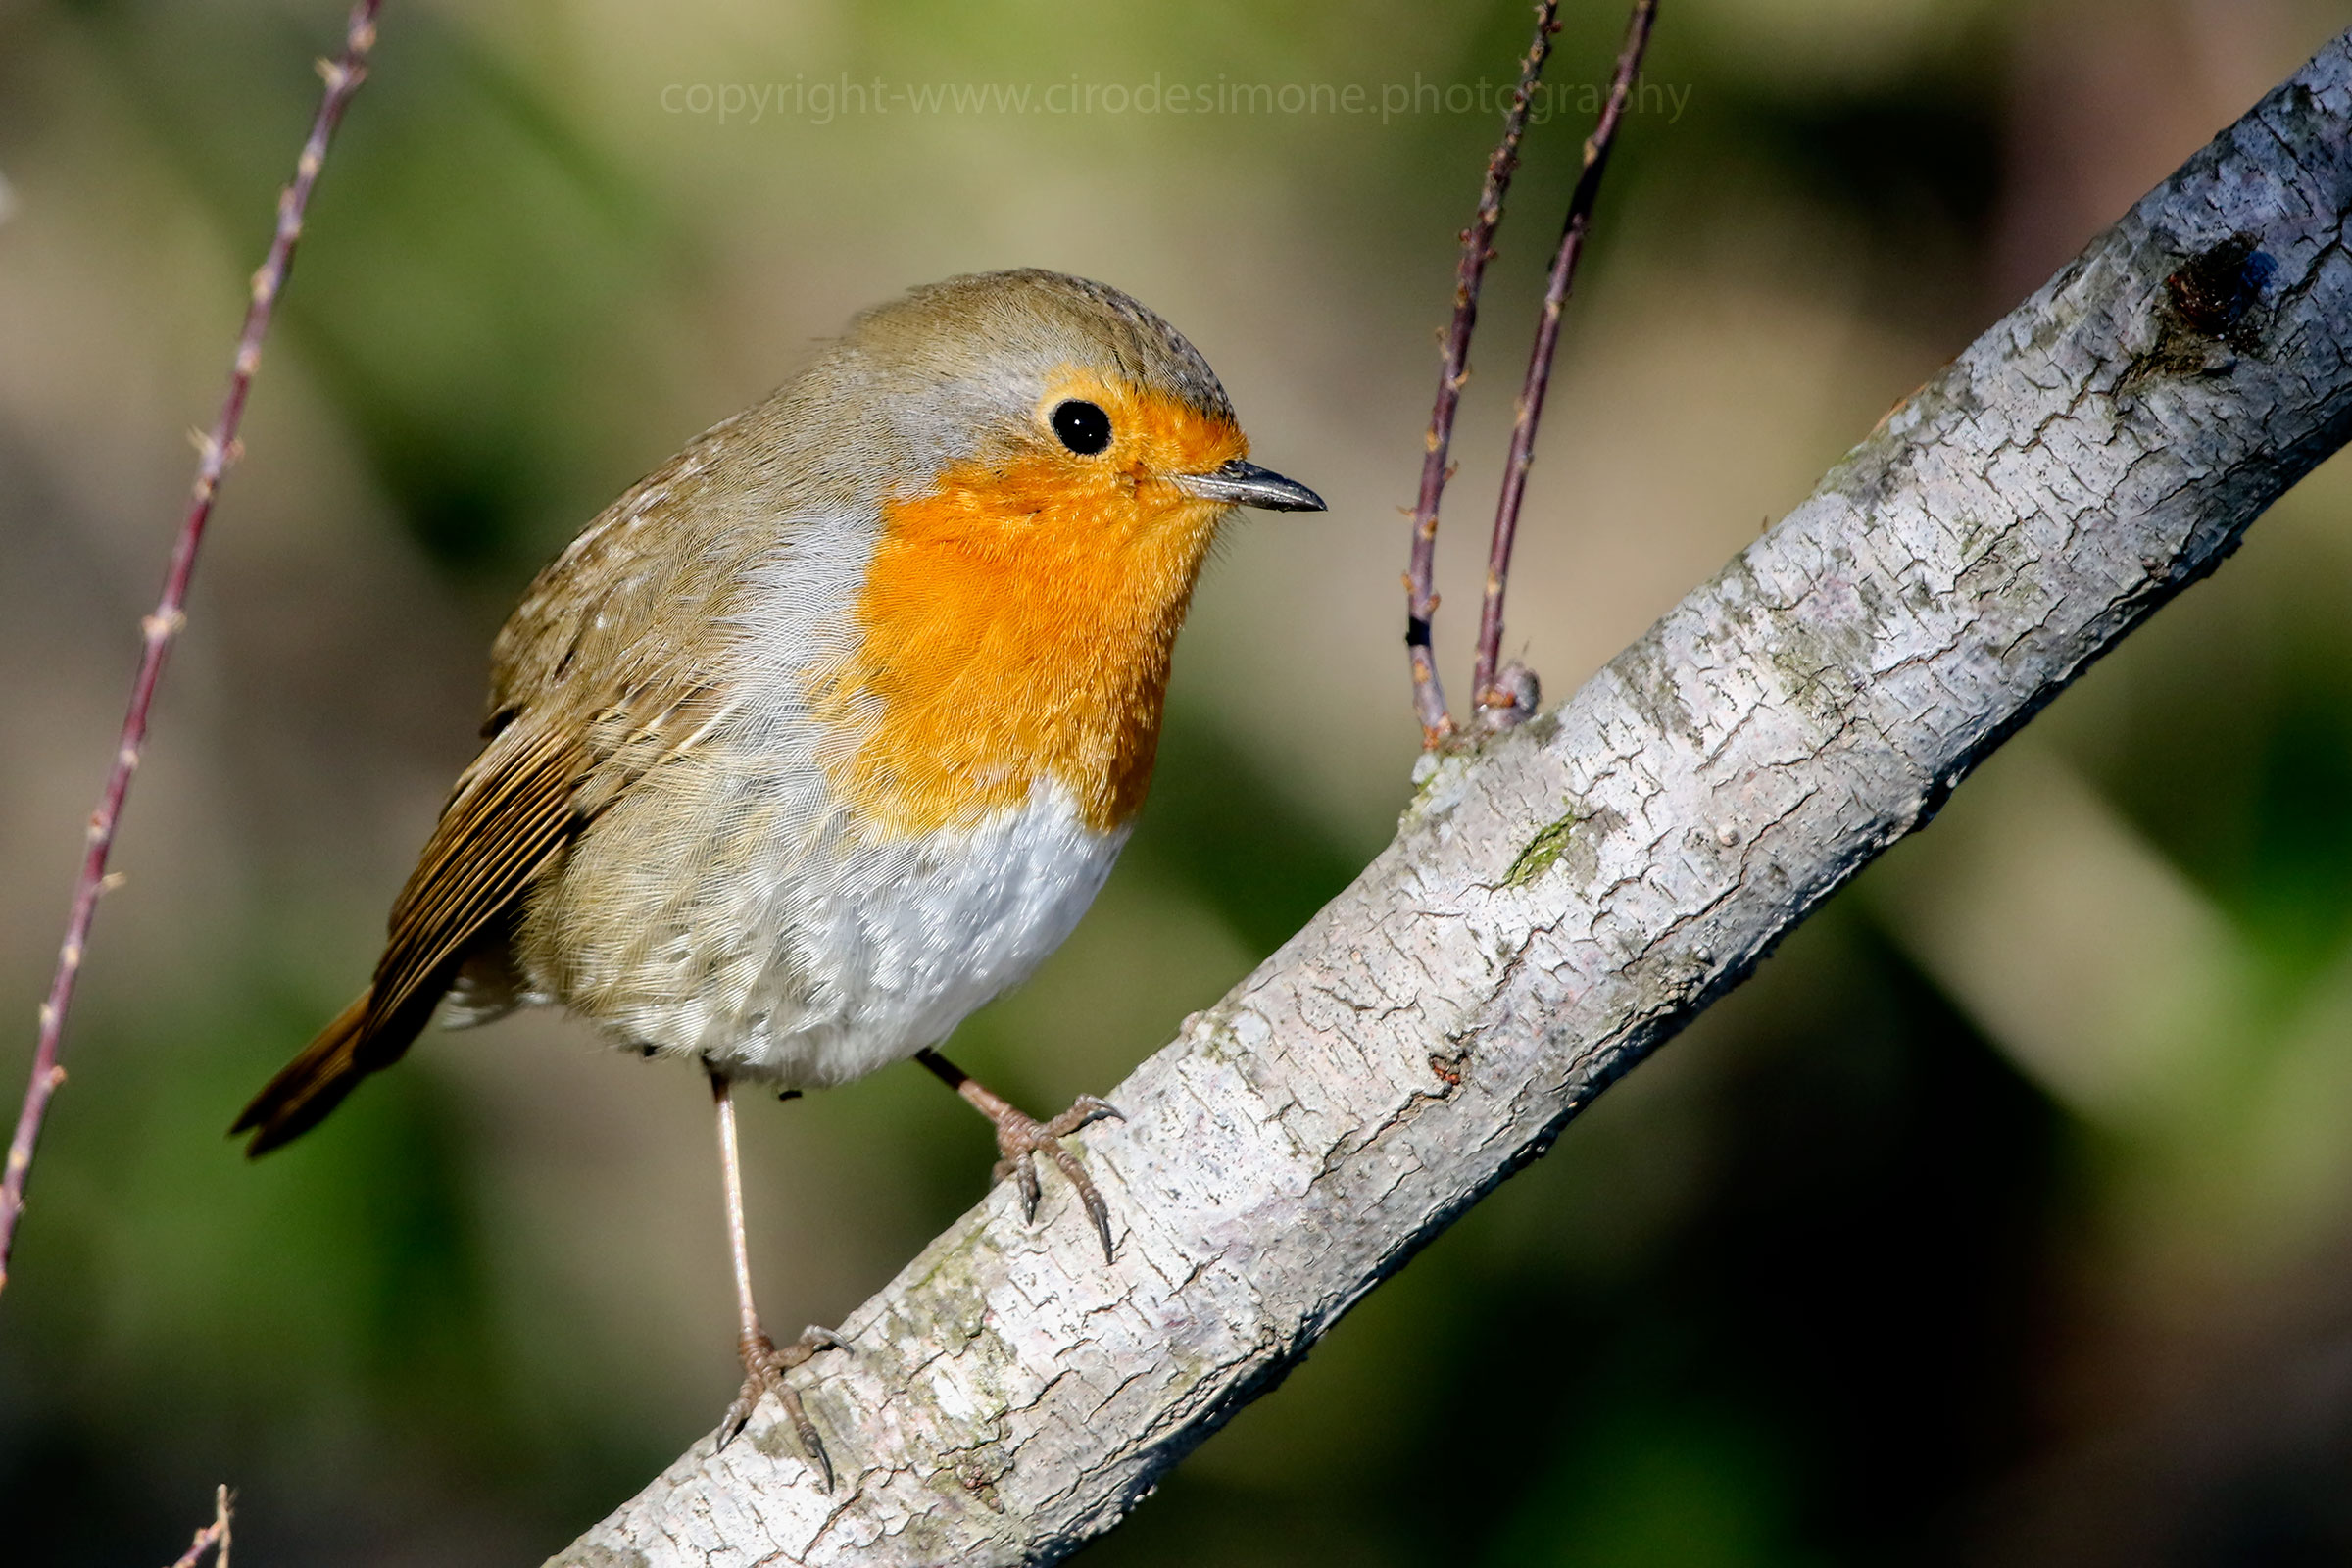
[809,380,1245,839]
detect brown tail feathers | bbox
[232,989,427,1156]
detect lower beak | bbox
[1172,458,1327,513]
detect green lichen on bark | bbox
[1503,811,1581,887]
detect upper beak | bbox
[1171,458,1327,513]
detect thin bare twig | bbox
[0,0,383,1294]
[1472,0,1659,727]
[1404,1,1563,749]
[166,1485,233,1568]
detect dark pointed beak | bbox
[1172,458,1327,513]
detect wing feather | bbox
[238,427,759,1156]
[366,717,588,1029]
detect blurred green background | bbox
[5,0,2352,1561]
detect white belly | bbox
[603,777,1128,1089]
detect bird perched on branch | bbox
[232,269,1324,1485]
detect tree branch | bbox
[553,31,2352,1568]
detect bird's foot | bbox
[719,1321,849,1486]
[987,1094,1125,1262]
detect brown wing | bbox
[232,715,590,1154]
[235,428,760,1155]
[485,417,749,724]
[369,717,589,1028]
[234,670,737,1155]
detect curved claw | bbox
[717,1325,846,1491]
[992,1148,1040,1221]
[1047,1140,1117,1263]
[991,1101,1122,1264]
[1043,1094,1125,1139]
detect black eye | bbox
[1051,399,1112,455]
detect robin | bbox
[232,269,1324,1483]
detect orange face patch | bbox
[809,373,1246,839]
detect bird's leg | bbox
[914,1048,1124,1261]
[708,1068,844,1485]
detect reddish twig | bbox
[0,0,383,1294]
[166,1486,234,1568]
[1471,0,1659,728]
[1404,1,1564,750]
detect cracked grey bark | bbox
[553,32,2352,1568]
